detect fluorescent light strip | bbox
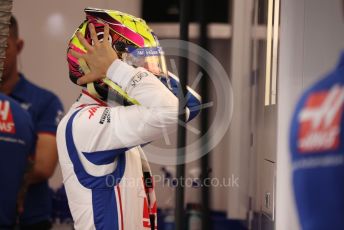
[271,0,280,105]
[265,0,274,106]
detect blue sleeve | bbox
[163,72,202,121]
[36,95,64,134]
[14,100,36,155]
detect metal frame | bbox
[175,0,190,229]
[199,0,211,229]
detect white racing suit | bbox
[57,60,201,230]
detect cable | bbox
[0,0,13,83]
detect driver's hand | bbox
[69,23,118,85]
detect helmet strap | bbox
[87,82,102,99]
[78,58,103,99]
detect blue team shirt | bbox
[0,93,35,228]
[10,74,64,225]
[290,52,344,230]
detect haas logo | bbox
[0,100,16,134]
[298,85,344,153]
[88,106,99,119]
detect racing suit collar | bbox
[79,90,108,107]
[77,90,123,109]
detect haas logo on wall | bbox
[0,100,16,134]
[298,84,344,153]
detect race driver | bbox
[57,8,201,230]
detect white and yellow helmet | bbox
[67,7,168,105]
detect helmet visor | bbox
[122,46,168,78]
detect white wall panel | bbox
[227,0,253,219]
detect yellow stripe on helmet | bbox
[106,10,157,47]
[71,22,88,52]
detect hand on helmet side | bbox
[69,23,118,85]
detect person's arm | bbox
[74,60,178,152]
[25,96,64,184]
[165,71,202,121]
[16,108,36,214]
[70,23,178,152]
[25,133,58,183]
[17,158,33,214]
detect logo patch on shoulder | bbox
[131,72,148,87]
[99,108,111,124]
[297,84,344,153]
[0,100,16,134]
[88,106,100,119]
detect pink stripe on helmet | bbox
[68,44,86,63]
[70,44,87,54]
[110,24,144,47]
[67,53,78,64]
[87,15,144,47]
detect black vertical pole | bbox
[199,0,211,229]
[175,0,190,229]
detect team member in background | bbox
[58,8,201,229]
[0,16,64,229]
[290,1,344,229]
[0,93,35,229]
